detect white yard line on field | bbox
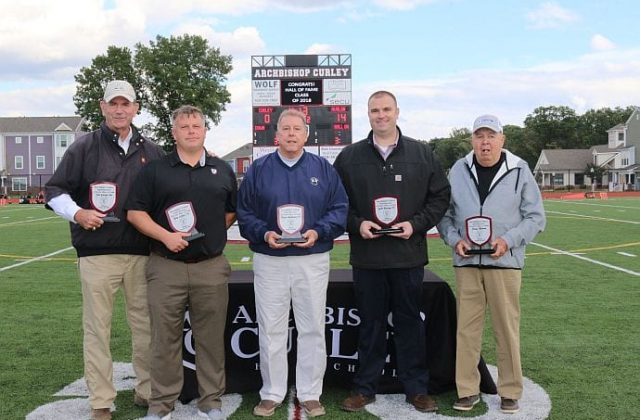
[0,246,74,273]
[617,252,637,257]
[547,200,639,210]
[531,242,640,276]
[545,210,640,225]
[0,216,60,227]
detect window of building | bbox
[15,156,24,170]
[12,177,27,192]
[56,134,69,148]
[621,158,629,166]
[618,132,624,141]
[36,155,45,169]
[575,173,584,185]
[37,136,44,144]
[15,137,22,144]
[553,173,564,185]
[242,159,250,173]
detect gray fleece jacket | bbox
[437,150,546,269]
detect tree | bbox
[73,46,142,131]
[74,35,232,148]
[430,127,472,170]
[503,124,540,168]
[585,163,606,189]
[577,106,635,148]
[524,105,579,150]
[135,35,232,147]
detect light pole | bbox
[590,167,595,192]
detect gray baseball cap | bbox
[472,114,502,133]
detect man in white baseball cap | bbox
[103,80,137,102]
[472,114,503,134]
[438,114,545,414]
[45,80,163,420]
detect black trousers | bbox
[352,266,429,397]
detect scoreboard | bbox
[251,54,352,159]
[252,105,351,145]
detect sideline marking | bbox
[547,201,639,210]
[531,242,640,276]
[617,252,637,257]
[0,216,59,227]
[0,247,74,273]
[545,210,639,225]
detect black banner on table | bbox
[179,270,496,402]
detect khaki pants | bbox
[146,253,230,416]
[78,254,151,409]
[454,267,522,399]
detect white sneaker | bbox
[198,408,226,420]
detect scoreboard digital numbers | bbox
[253,105,351,145]
[251,54,352,159]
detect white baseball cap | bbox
[472,114,502,133]
[103,80,136,102]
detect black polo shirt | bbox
[126,150,237,261]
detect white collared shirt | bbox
[372,132,399,161]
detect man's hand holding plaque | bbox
[165,202,205,242]
[90,182,120,222]
[465,216,495,255]
[370,196,404,235]
[276,204,306,244]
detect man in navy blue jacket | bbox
[237,109,348,418]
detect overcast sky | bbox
[1,0,639,156]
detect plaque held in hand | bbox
[465,216,495,255]
[89,182,120,222]
[276,204,306,244]
[371,196,404,235]
[165,202,205,241]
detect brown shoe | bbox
[453,394,480,411]
[253,400,281,417]
[500,398,520,414]
[134,391,149,408]
[406,394,438,412]
[302,400,326,417]
[91,408,112,420]
[341,392,375,412]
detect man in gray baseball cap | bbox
[472,114,503,134]
[438,114,545,414]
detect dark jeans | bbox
[352,266,429,397]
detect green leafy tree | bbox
[503,124,540,168]
[524,105,579,150]
[577,106,635,148]
[430,127,472,170]
[74,35,232,149]
[134,34,232,147]
[73,46,142,131]
[585,163,606,188]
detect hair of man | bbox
[367,90,398,107]
[277,108,309,132]
[171,105,205,125]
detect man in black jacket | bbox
[334,90,450,414]
[45,80,164,420]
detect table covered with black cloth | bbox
[179,269,496,402]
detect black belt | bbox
[165,254,218,264]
